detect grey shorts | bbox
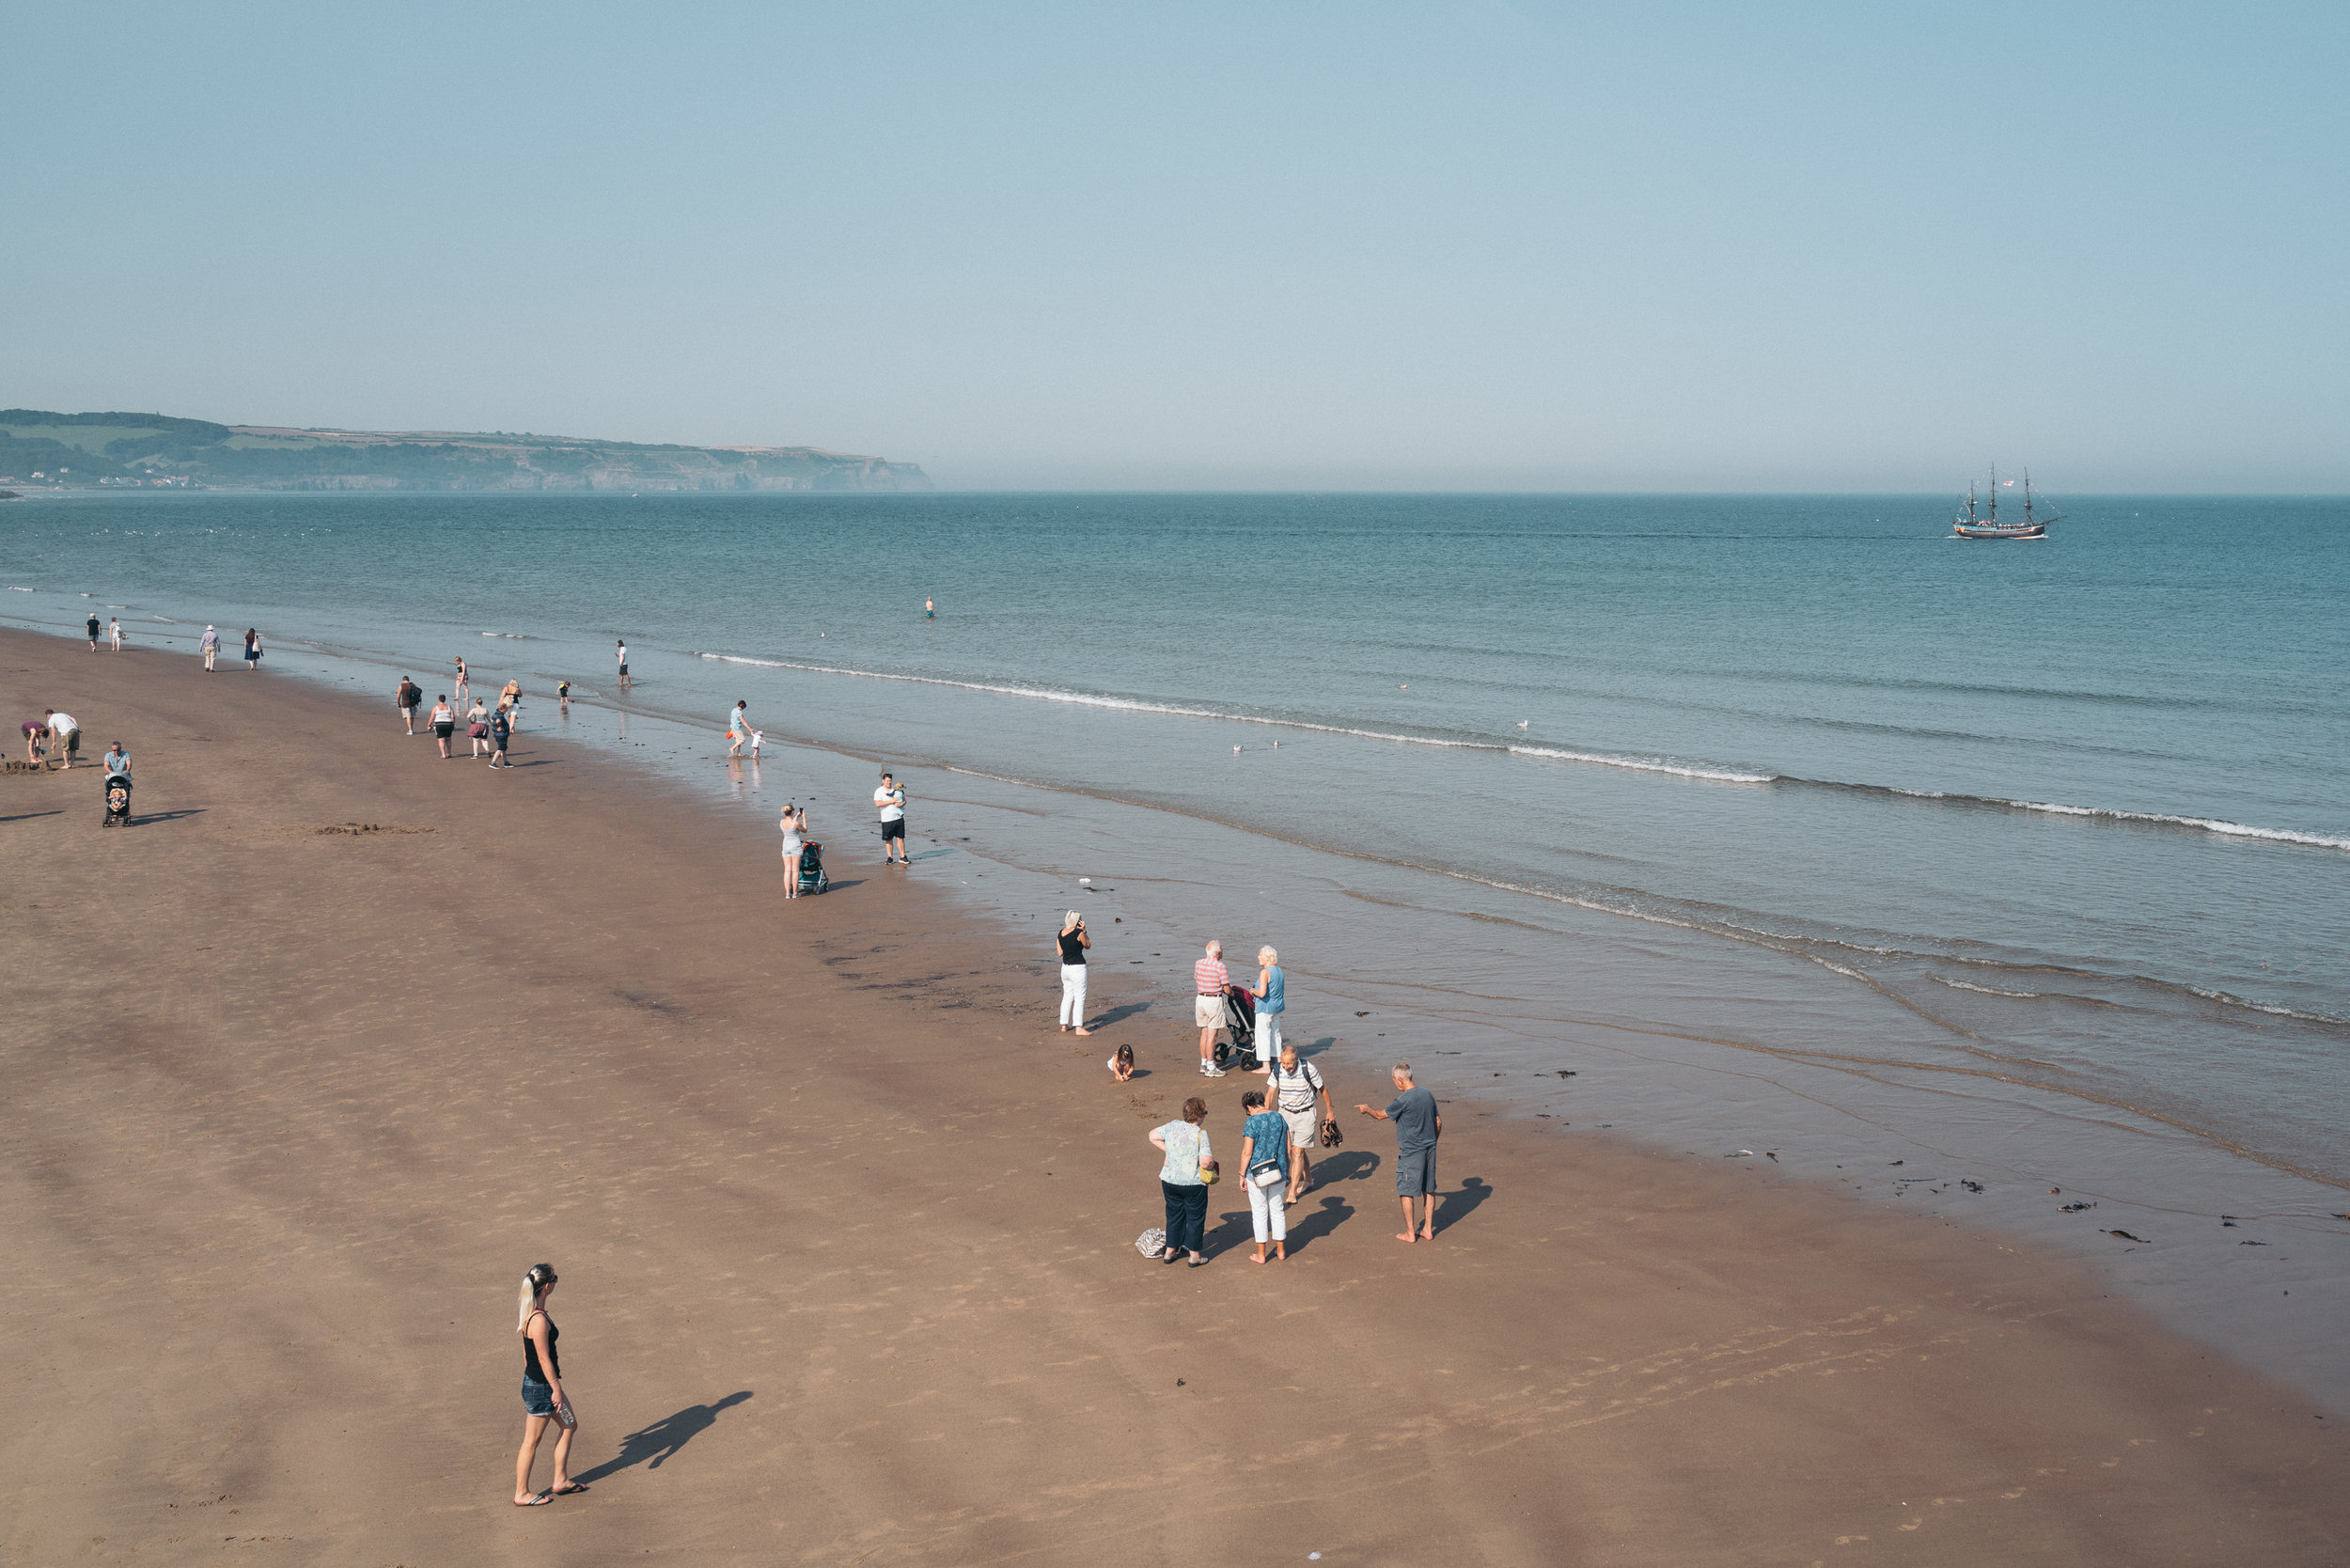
[1395,1146,1436,1195]
[1281,1106,1318,1151]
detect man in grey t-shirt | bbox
[1356,1061,1441,1244]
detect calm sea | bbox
[8,490,2349,1386]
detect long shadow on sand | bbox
[1435,1176,1493,1234]
[571,1391,753,1483]
[1089,1002,1154,1028]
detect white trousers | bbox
[1059,964,1088,1027]
[1256,1012,1281,1064]
[1247,1175,1288,1243]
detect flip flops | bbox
[514,1491,552,1507]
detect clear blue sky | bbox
[6,2,2343,490]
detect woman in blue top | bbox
[1148,1097,1214,1266]
[1250,946,1285,1075]
[1239,1089,1291,1263]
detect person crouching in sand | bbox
[1107,1043,1136,1081]
[513,1262,586,1505]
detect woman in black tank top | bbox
[512,1262,585,1505]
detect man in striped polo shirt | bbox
[1193,940,1231,1077]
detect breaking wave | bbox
[693,649,2346,851]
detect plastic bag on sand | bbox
[1136,1228,1166,1258]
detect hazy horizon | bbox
[7,3,2343,493]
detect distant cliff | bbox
[0,409,932,493]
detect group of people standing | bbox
[1148,1055,1440,1264]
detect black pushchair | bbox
[1211,984,1259,1072]
[102,770,133,826]
[796,839,831,895]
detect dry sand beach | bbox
[5,626,2348,1566]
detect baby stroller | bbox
[102,770,133,827]
[1211,984,1259,1072]
[796,839,831,896]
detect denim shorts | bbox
[522,1378,557,1417]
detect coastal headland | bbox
[5,626,2346,1565]
[0,408,932,492]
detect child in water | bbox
[1107,1043,1136,1082]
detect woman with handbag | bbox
[1148,1097,1214,1266]
[1239,1089,1291,1263]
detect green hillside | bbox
[0,409,932,492]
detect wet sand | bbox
[5,625,2347,1566]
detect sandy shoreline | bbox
[6,626,2348,1565]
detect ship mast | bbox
[1986,463,1998,525]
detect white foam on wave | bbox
[1931,976,2044,999]
[480,631,538,639]
[2183,985,2349,1027]
[1511,744,1775,783]
[695,651,1764,779]
[7,587,32,592]
[693,651,2347,849]
[2006,799,2350,851]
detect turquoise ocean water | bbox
[8,491,2349,1388]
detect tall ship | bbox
[1951,466,2057,539]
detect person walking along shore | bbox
[243,628,262,671]
[1058,910,1092,1034]
[430,696,456,760]
[488,703,512,768]
[396,676,422,734]
[1150,1097,1214,1266]
[199,625,219,671]
[1357,1062,1441,1245]
[513,1262,586,1505]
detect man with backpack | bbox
[1271,1043,1336,1201]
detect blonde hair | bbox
[1063,910,1082,931]
[1259,946,1277,965]
[516,1262,556,1332]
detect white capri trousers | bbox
[1059,964,1088,1027]
[1246,1174,1288,1243]
[1255,1011,1282,1064]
